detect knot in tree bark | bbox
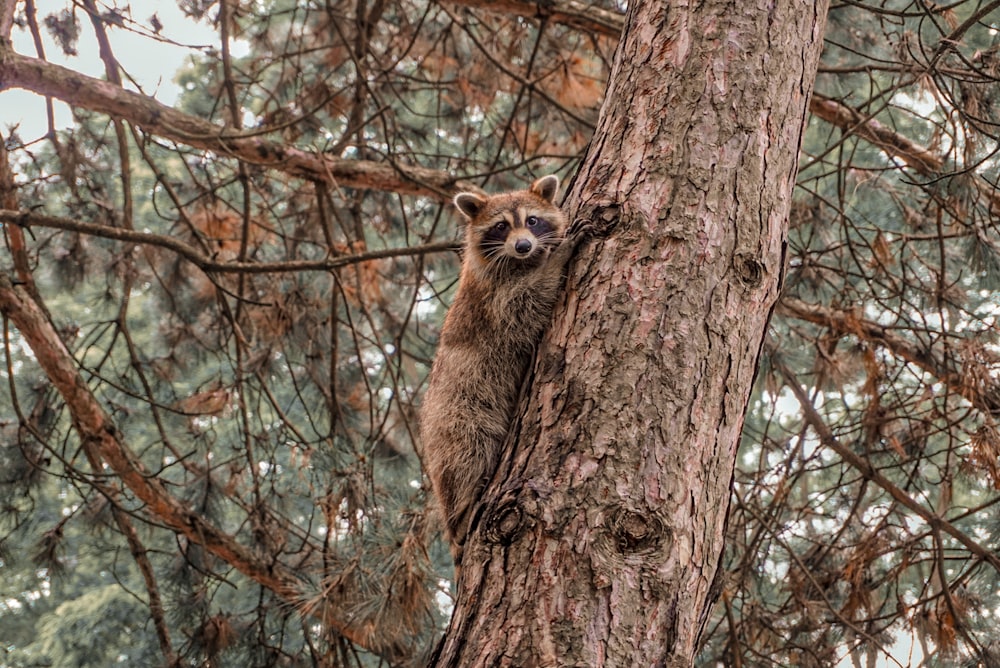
[610,508,667,554]
[483,500,530,546]
[734,254,764,289]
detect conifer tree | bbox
[1,1,1000,665]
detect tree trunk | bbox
[431,0,829,665]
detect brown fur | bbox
[421,175,587,564]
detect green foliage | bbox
[8,586,159,668]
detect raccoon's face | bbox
[475,206,561,265]
[454,175,568,272]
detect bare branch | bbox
[0,49,480,200]
[0,209,458,274]
[808,93,945,175]
[439,2,963,185]
[0,0,15,41]
[444,0,971,194]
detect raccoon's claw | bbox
[568,217,596,239]
[564,218,597,252]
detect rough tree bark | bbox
[431,1,829,665]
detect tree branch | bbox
[770,350,1000,573]
[808,93,944,175]
[807,94,1000,216]
[0,209,457,273]
[0,271,412,663]
[0,0,15,41]
[441,3,959,184]
[778,296,1000,414]
[0,8,964,205]
[446,0,625,38]
[0,48,479,200]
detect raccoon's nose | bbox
[514,239,533,255]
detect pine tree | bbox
[1,1,1000,665]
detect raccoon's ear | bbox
[530,174,560,203]
[454,192,488,221]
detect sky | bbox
[1,0,220,143]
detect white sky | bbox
[1,0,219,142]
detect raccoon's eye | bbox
[526,216,539,227]
[492,221,508,233]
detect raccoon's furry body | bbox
[421,175,584,562]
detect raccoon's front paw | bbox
[567,218,597,248]
[568,217,596,238]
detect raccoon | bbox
[421,174,589,564]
